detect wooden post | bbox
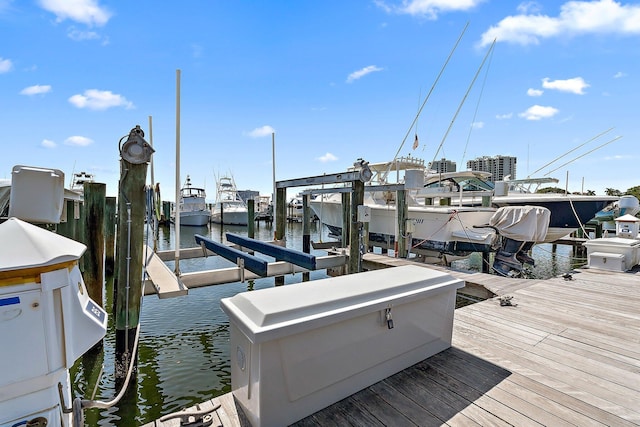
[302,194,311,282]
[397,189,407,258]
[105,196,116,276]
[349,180,364,273]
[275,187,286,286]
[83,182,106,311]
[57,199,77,239]
[114,126,152,383]
[247,199,255,239]
[341,192,350,248]
[78,199,86,271]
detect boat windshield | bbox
[424,176,494,192]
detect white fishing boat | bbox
[211,175,249,226]
[70,170,95,195]
[171,175,211,227]
[310,157,501,263]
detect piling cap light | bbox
[120,125,155,164]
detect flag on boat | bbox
[412,133,419,150]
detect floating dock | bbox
[144,258,640,426]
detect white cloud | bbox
[542,77,589,94]
[613,71,626,78]
[68,89,134,110]
[0,57,12,73]
[318,152,338,162]
[517,1,542,14]
[64,136,94,146]
[496,113,513,119]
[527,88,543,96]
[479,0,640,46]
[20,84,52,95]
[472,121,484,129]
[41,139,57,148]
[378,0,484,19]
[67,27,100,41]
[247,125,275,138]
[346,65,383,83]
[38,0,111,26]
[518,105,559,120]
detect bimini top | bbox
[0,217,86,272]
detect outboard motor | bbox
[489,206,551,277]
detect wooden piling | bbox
[57,199,77,239]
[77,199,86,272]
[247,199,255,239]
[105,196,117,276]
[397,189,407,258]
[341,192,350,250]
[302,194,311,282]
[114,130,151,383]
[83,182,106,311]
[348,180,364,273]
[275,187,286,286]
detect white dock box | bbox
[588,251,627,271]
[583,237,640,271]
[220,265,464,427]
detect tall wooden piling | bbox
[83,182,106,310]
[275,187,286,286]
[349,180,364,273]
[302,194,311,282]
[114,126,153,383]
[105,196,117,276]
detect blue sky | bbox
[1,0,639,199]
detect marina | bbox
[2,151,639,426]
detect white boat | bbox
[171,175,211,227]
[310,157,502,263]
[420,172,619,242]
[211,175,249,226]
[70,170,95,195]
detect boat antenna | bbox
[543,135,622,176]
[383,21,469,182]
[529,127,613,177]
[431,38,496,166]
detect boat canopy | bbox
[0,217,85,272]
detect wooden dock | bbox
[144,258,640,427]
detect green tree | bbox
[624,186,640,199]
[605,188,623,196]
[536,187,566,194]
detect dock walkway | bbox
[144,260,640,426]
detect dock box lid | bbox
[220,265,463,343]
[583,237,640,248]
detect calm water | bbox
[71,221,586,425]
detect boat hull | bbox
[211,207,249,226]
[173,211,211,227]
[491,195,616,242]
[311,199,497,260]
